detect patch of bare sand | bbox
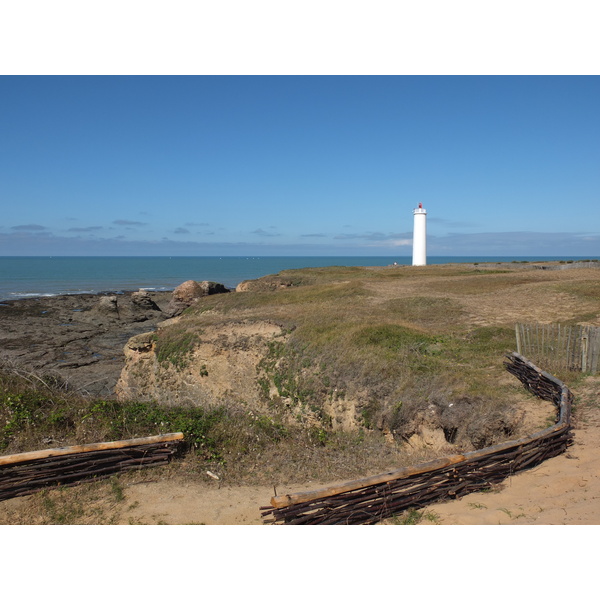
[115,480,323,525]
[414,430,599,525]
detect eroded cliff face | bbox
[116,319,287,409]
[115,315,370,431]
[112,263,584,451]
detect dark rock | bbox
[131,290,161,311]
[0,291,171,397]
[167,280,230,316]
[0,282,230,397]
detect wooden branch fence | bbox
[0,432,184,501]
[516,322,600,375]
[260,352,573,524]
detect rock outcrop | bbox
[85,291,163,324]
[166,280,230,316]
[116,320,286,409]
[0,290,171,396]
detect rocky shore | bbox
[0,291,171,396]
[0,281,230,397]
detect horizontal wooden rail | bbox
[0,433,184,466]
[261,353,574,524]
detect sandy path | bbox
[415,419,600,525]
[120,480,312,525]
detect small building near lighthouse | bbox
[412,203,427,266]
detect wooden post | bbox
[591,328,600,375]
[581,329,589,373]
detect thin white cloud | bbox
[1,229,598,257]
[112,220,147,226]
[334,232,411,241]
[252,228,281,237]
[428,217,477,228]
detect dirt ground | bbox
[413,376,600,525]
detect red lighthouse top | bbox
[418,203,422,209]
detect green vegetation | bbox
[383,296,466,328]
[154,328,200,370]
[0,363,419,521]
[0,370,291,462]
[391,508,441,525]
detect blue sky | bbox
[1,75,599,257]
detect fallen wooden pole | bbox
[0,433,184,466]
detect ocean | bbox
[0,256,595,301]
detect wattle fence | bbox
[260,352,573,525]
[0,432,184,501]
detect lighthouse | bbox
[412,202,427,266]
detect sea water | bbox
[0,256,595,301]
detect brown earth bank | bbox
[1,261,600,525]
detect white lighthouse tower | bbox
[412,202,427,266]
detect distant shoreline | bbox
[1,256,599,302]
